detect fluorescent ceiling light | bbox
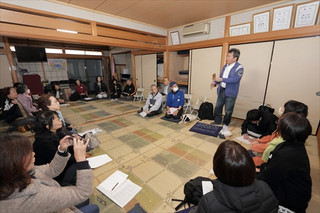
[10,46,16,51]
[85,51,102,56]
[45,48,63,54]
[65,49,85,55]
[56,29,78,34]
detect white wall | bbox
[168,0,319,45]
[1,0,167,36]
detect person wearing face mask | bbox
[17,84,38,116]
[138,84,162,117]
[211,48,243,137]
[165,81,184,120]
[241,109,278,139]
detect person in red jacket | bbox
[74,80,88,100]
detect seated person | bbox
[138,84,162,117]
[52,83,66,104]
[161,77,171,96]
[249,100,308,166]
[110,79,122,99]
[241,109,278,138]
[0,87,35,132]
[74,80,88,100]
[0,134,98,213]
[17,84,38,116]
[257,112,312,213]
[165,81,184,120]
[121,79,136,100]
[33,110,79,185]
[196,140,278,213]
[94,75,107,99]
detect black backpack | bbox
[172,176,213,211]
[69,91,81,101]
[198,102,214,120]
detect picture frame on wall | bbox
[272,5,294,31]
[294,1,320,28]
[170,31,180,45]
[253,11,270,33]
[229,23,251,37]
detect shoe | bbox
[222,125,232,136]
[218,133,226,139]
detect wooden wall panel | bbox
[230,41,274,119]
[190,46,222,104]
[265,36,320,134]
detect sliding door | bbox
[265,36,320,134]
[134,54,157,98]
[230,42,274,119]
[190,46,222,104]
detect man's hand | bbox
[173,109,179,116]
[73,138,89,162]
[147,110,151,114]
[243,134,249,140]
[59,135,72,152]
[215,77,222,82]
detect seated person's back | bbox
[197,140,278,213]
[241,109,278,138]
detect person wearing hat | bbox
[165,81,184,120]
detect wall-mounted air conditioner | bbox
[182,23,210,36]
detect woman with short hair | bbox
[196,140,278,213]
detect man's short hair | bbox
[284,100,308,117]
[228,48,240,61]
[277,112,311,144]
[246,109,262,122]
[213,140,255,187]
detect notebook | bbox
[96,170,142,208]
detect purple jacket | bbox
[17,94,37,116]
[216,61,244,98]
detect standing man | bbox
[211,48,243,137]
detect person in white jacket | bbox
[138,84,162,117]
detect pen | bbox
[111,182,119,191]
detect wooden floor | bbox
[1,99,319,212]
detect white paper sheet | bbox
[139,111,147,117]
[59,104,70,107]
[97,171,142,208]
[202,181,213,195]
[236,135,252,144]
[86,154,112,169]
[78,128,102,137]
[169,107,178,114]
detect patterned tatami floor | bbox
[0,99,318,212]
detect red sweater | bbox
[74,83,87,95]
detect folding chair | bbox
[183,94,192,113]
[191,96,207,116]
[133,88,144,102]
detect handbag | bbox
[84,132,100,151]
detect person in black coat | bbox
[93,75,107,98]
[33,110,80,185]
[110,79,121,99]
[121,79,136,100]
[257,112,312,213]
[196,140,278,213]
[241,109,278,138]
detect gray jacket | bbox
[143,92,163,112]
[0,153,93,213]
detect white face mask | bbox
[278,106,284,116]
[26,89,30,94]
[173,87,179,92]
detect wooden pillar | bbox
[163,49,170,79]
[3,37,18,83]
[220,16,231,71]
[91,21,97,36]
[131,50,136,86]
[41,62,47,81]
